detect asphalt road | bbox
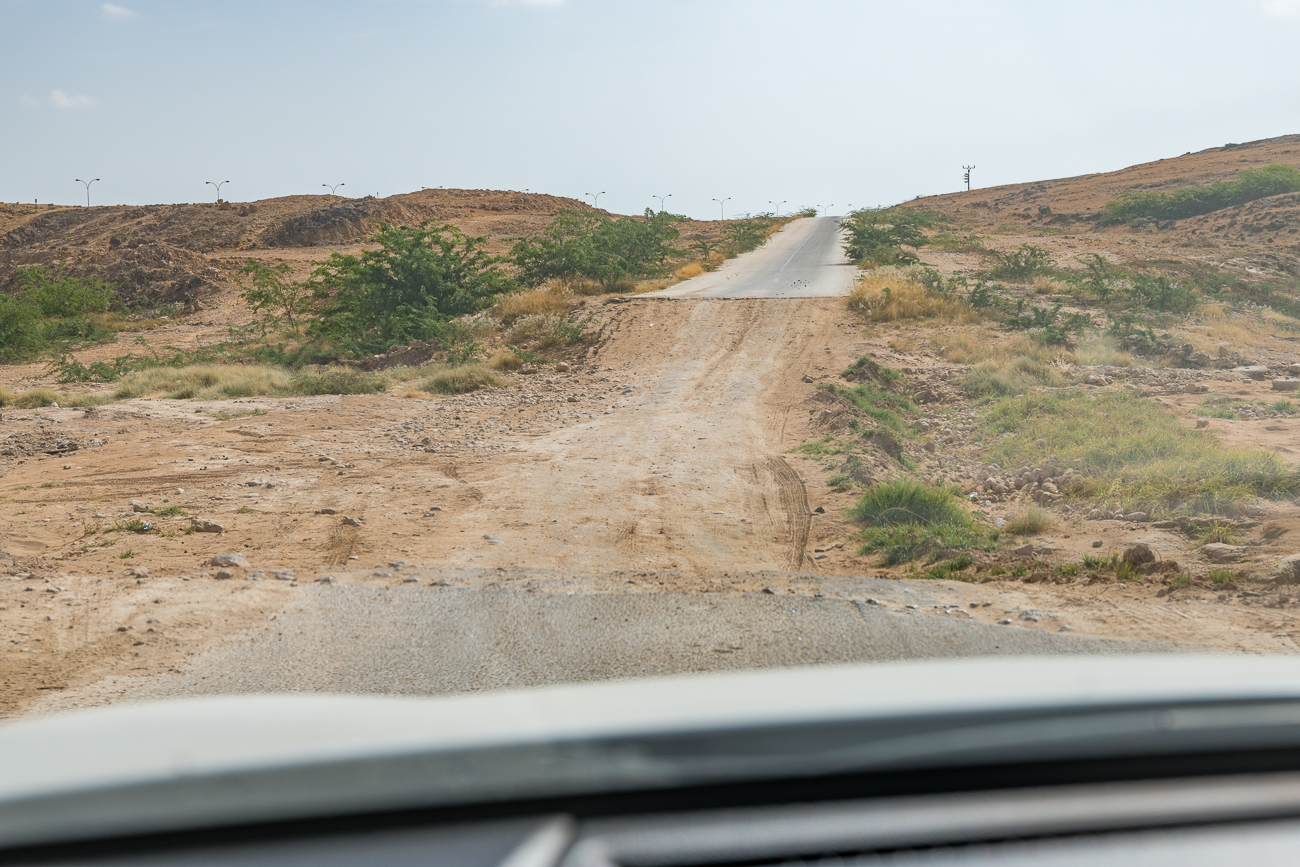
[653,216,857,299]
[102,581,1198,702]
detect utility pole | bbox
[712,197,730,220]
[75,178,99,207]
[653,193,672,212]
[206,180,230,202]
[322,183,345,195]
[963,165,976,191]
[586,191,606,208]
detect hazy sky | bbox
[3,0,1299,218]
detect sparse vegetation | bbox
[511,208,681,289]
[981,391,1300,514]
[420,362,507,395]
[1101,164,1300,224]
[846,267,981,324]
[1004,505,1058,536]
[841,207,939,267]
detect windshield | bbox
[2,1,1298,723]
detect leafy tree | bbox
[308,222,515,356]
[841,207,937,266]
[0,296,43,361]
[511,208,681,289]
[238,262,314,336]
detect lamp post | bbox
[712,197,730,220]
[75,178,99,207]
[206,180,230,202]
[322,183,345,195]
[653,193,672,212]
[586,191,605,208]
[769,200,787,216]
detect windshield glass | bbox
[2,1,1298,722]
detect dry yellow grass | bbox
[113,365,296,400]
[674,261,706,281]
[400,389,431,399]
[488,351,524,371]
[847,267,981,324]
[1174,303,1300,357]
[1032,275,1070,295]
[491,285,571,325]
[1074,333,1133,367]
[0,387,108,409]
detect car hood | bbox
[5,654,1300,849]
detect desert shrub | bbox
[848,478,998,565]
[1101,164,1300,224]
[421,363,507,394]
[506,314,588,349]
[112,364,295,400]
[0,296,45,361]
[511,209,681,289]
[16,264,115,317]
[841,207,938,267]
[1127,273,1199,313]
[290,369,387,395]
[980,391,1300,513]
[309,222,516,356]
[488,352,524,371]
[238,262,314,336]
[986,245,1052,280]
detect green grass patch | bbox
[818,381,914,433]
[146,506,187,517]
[980,391,1300,514]
[827,473,853,493]
[290,369,388,396]
[1102,164,1300,224]
[847,478,999,565]
[962,358,1062,398]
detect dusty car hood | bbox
[5,655,1300,849]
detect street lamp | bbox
[769,200,787,216]
[586,191,606,208]
[322,183,345,195]
[712,197,730,220]
[653,193,672,212]
[75,178,99,207]
[206,180,230,202]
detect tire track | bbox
[764,456,811,570]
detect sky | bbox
[2,0,1299,219]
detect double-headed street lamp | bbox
[769,200,787,216]
[206,180,230,202]
[653,193,672,212]
[322,183,345,195]
[586,191,606,208]
[712,197,730,220]
[75,178,99,207]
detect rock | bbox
[315,576,336,584]
[813,506,825,514]
[126,566,149,578]
[566,396,578,403]
[802,374,815,384]
[269,570,295,581]
[1125,512,1149,523]
[1181,384,1208,394]
[214,569,234,580]
[208,553,250,568]
[129,500,149,512]
[1092,540,1103,548]
[343,516,363,526]
[1041,482,1059,495]
[191,518,223,534]
[556,362,570,372]
[1011,543,1035,556]
[761,587,776,594]
[1274,553,1300,584]
[318,507,338,515]
[1122,544,1156,566]
[1235,365,1271,380]
[1187,353,1212,368]
[1087,509,1104,520]
[1289,363,1300,376]
[1200,542,1247,563]
[1085,374,1109,386]
[1152,520,1178,529]
[1273,378,1300,392]
[1195,419,1210,428]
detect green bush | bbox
[290,369,388,395]
[309,222,516,356]
[1101,164,1300,224]
[16,264,115,317]
[986,245,1052,280]
[422,363,507,394]
[0,295,45,361]
[841,207,938,267]
[511,209,681,289]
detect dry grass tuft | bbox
[0,387,108,409]
[1073,333,1133,367]
[113,365,296,401]
[421,363,508,395]
[1005,504,1058,536]
[488,351,524,371]
[674,261,706,281]
[491,285,571,326]
[401,389,431,399]
[1032,275,1070,295]
[847,267,981,324]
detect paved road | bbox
[87,580,1198,704]
[653,216,856,299]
